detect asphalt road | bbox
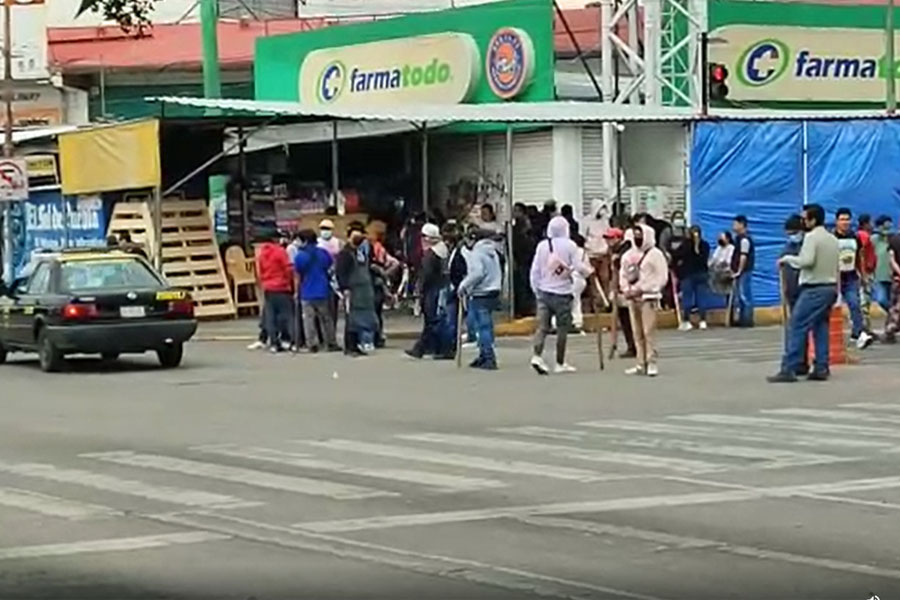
[2,326,900,600]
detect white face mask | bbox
[673,219,686,228]
[320,230,333,240]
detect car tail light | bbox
[62,303,98,320]
[168,299,194,317]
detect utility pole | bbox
[888,0,896,114]
[3,0,13,158]
[201,0,222,100]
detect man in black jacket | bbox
[406,223,450,359]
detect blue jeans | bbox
[841,276,863,338]
[412,287,447,356]
[470,293,499,365]
[781,285,837,374]
[465,303,478,343]
[874,281,893,312]
[264,291,293,347]
[445,294,461,354]
[681,272,708,321]
[733,273,754,326]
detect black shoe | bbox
[807,370,830,382]
[405,349,423,360]
[308,346,320,354]
[471,360,498,371]
[619,349,637,359]
[794,365,810,377]
[433,353,455,361]
[469,357,484,368]
[767,372,798,383]
[327,344,342,353]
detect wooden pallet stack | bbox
[106,199,155,255]
[107,199,236,319]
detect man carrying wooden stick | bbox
[779,214,806,374]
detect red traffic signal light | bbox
[708,63,729,101]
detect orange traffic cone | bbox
[807,307,849,366]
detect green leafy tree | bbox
[76,0,158,33]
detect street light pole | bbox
[3,0,13,158]
[888,0,896,114]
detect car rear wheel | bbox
[157,343,183,368]
[101,352,120,362]
[38,330,64,373]
[0,342,7,365]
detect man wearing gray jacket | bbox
[458,229,503,370]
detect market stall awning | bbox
[149,96,698,123]
[148,96,900,124]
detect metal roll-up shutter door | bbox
[512,129,553,206]
[581,126,605,216]
[430,134,480,208]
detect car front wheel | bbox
[38,330,64,373]
[0,342,7,365]
[157,343,183,368]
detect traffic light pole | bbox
[700,31,709,116]
[888,0,896,115]
[2,0,12,285]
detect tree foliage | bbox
[76,0,158,34]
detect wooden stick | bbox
[455,297,464,369]
[725,280,735,327]
[671,271,683,328]
[592,279,605,371]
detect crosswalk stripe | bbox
[193,445,506,493]
[0,461,255,509]
[397,433,727,473]
[762,408,900,426]
[671,414,900,439]
[0,532,230,561]
[841,403,900,412]
[294,439,628,482]
[579,420,894,450]
[498,425,854,467]
[0,487,121,520]
[293,475,900,533]
[81,451,396,500]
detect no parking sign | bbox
[0,158,28,201]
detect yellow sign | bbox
[156,290,186,301]
[58,119,161,196]
[711,25,900,102]
[299,33,480,107]
[25,154,56,178]
[23,306,34,315]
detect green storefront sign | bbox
[254,0,554,105]
[709,0,900,106]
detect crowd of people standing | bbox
[246,199,900,380]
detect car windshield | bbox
[61,258,163,292]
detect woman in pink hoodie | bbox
[619,223,669,376]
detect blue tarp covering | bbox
[807,120,900,221]
[690,119,900,307]
[690,121,803,307]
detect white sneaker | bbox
[247,341,265,351]
[647,364,659,377]
[625,365,645,376]
[462,341,478,350]
[554,363,577,374]
[857,331,874,350]
[678,322,693,332]
[530,355,549,375]
[280,340,293,352]
[699,320,708,330]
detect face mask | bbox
[673,219,686,228]
[788,232,804,243]
[634,237,644,248]
[718,239,727,247]
[883,226,893,234]
[320,230,333,240]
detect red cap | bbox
[603,227,624,239]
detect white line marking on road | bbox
[0,532,230,561]
[841,403,900,413]
[501,425,853,468]
[193,445,506,493]
[0,461,255,509]
[762,408,900,426]
[580,420,892,450]
[82,451,396,500]
[294,439,629,482]
[0,487,121,520]
[671,414,900,439]
[152,511,668,600]
[293,475,900,533]
[397,433,727,473]
[515,516,900,581]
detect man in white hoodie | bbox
[529,216,594,375]
[619,223,669,376]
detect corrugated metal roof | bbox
[149,96,900,123]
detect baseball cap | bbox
[603,227,624,239]
[319,219,335,229]
[421,223,441,240]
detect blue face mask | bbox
[320,230,333,241]
[788,232,804,243]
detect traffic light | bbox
[708,63,729,101]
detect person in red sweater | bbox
[256,234,295,353]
